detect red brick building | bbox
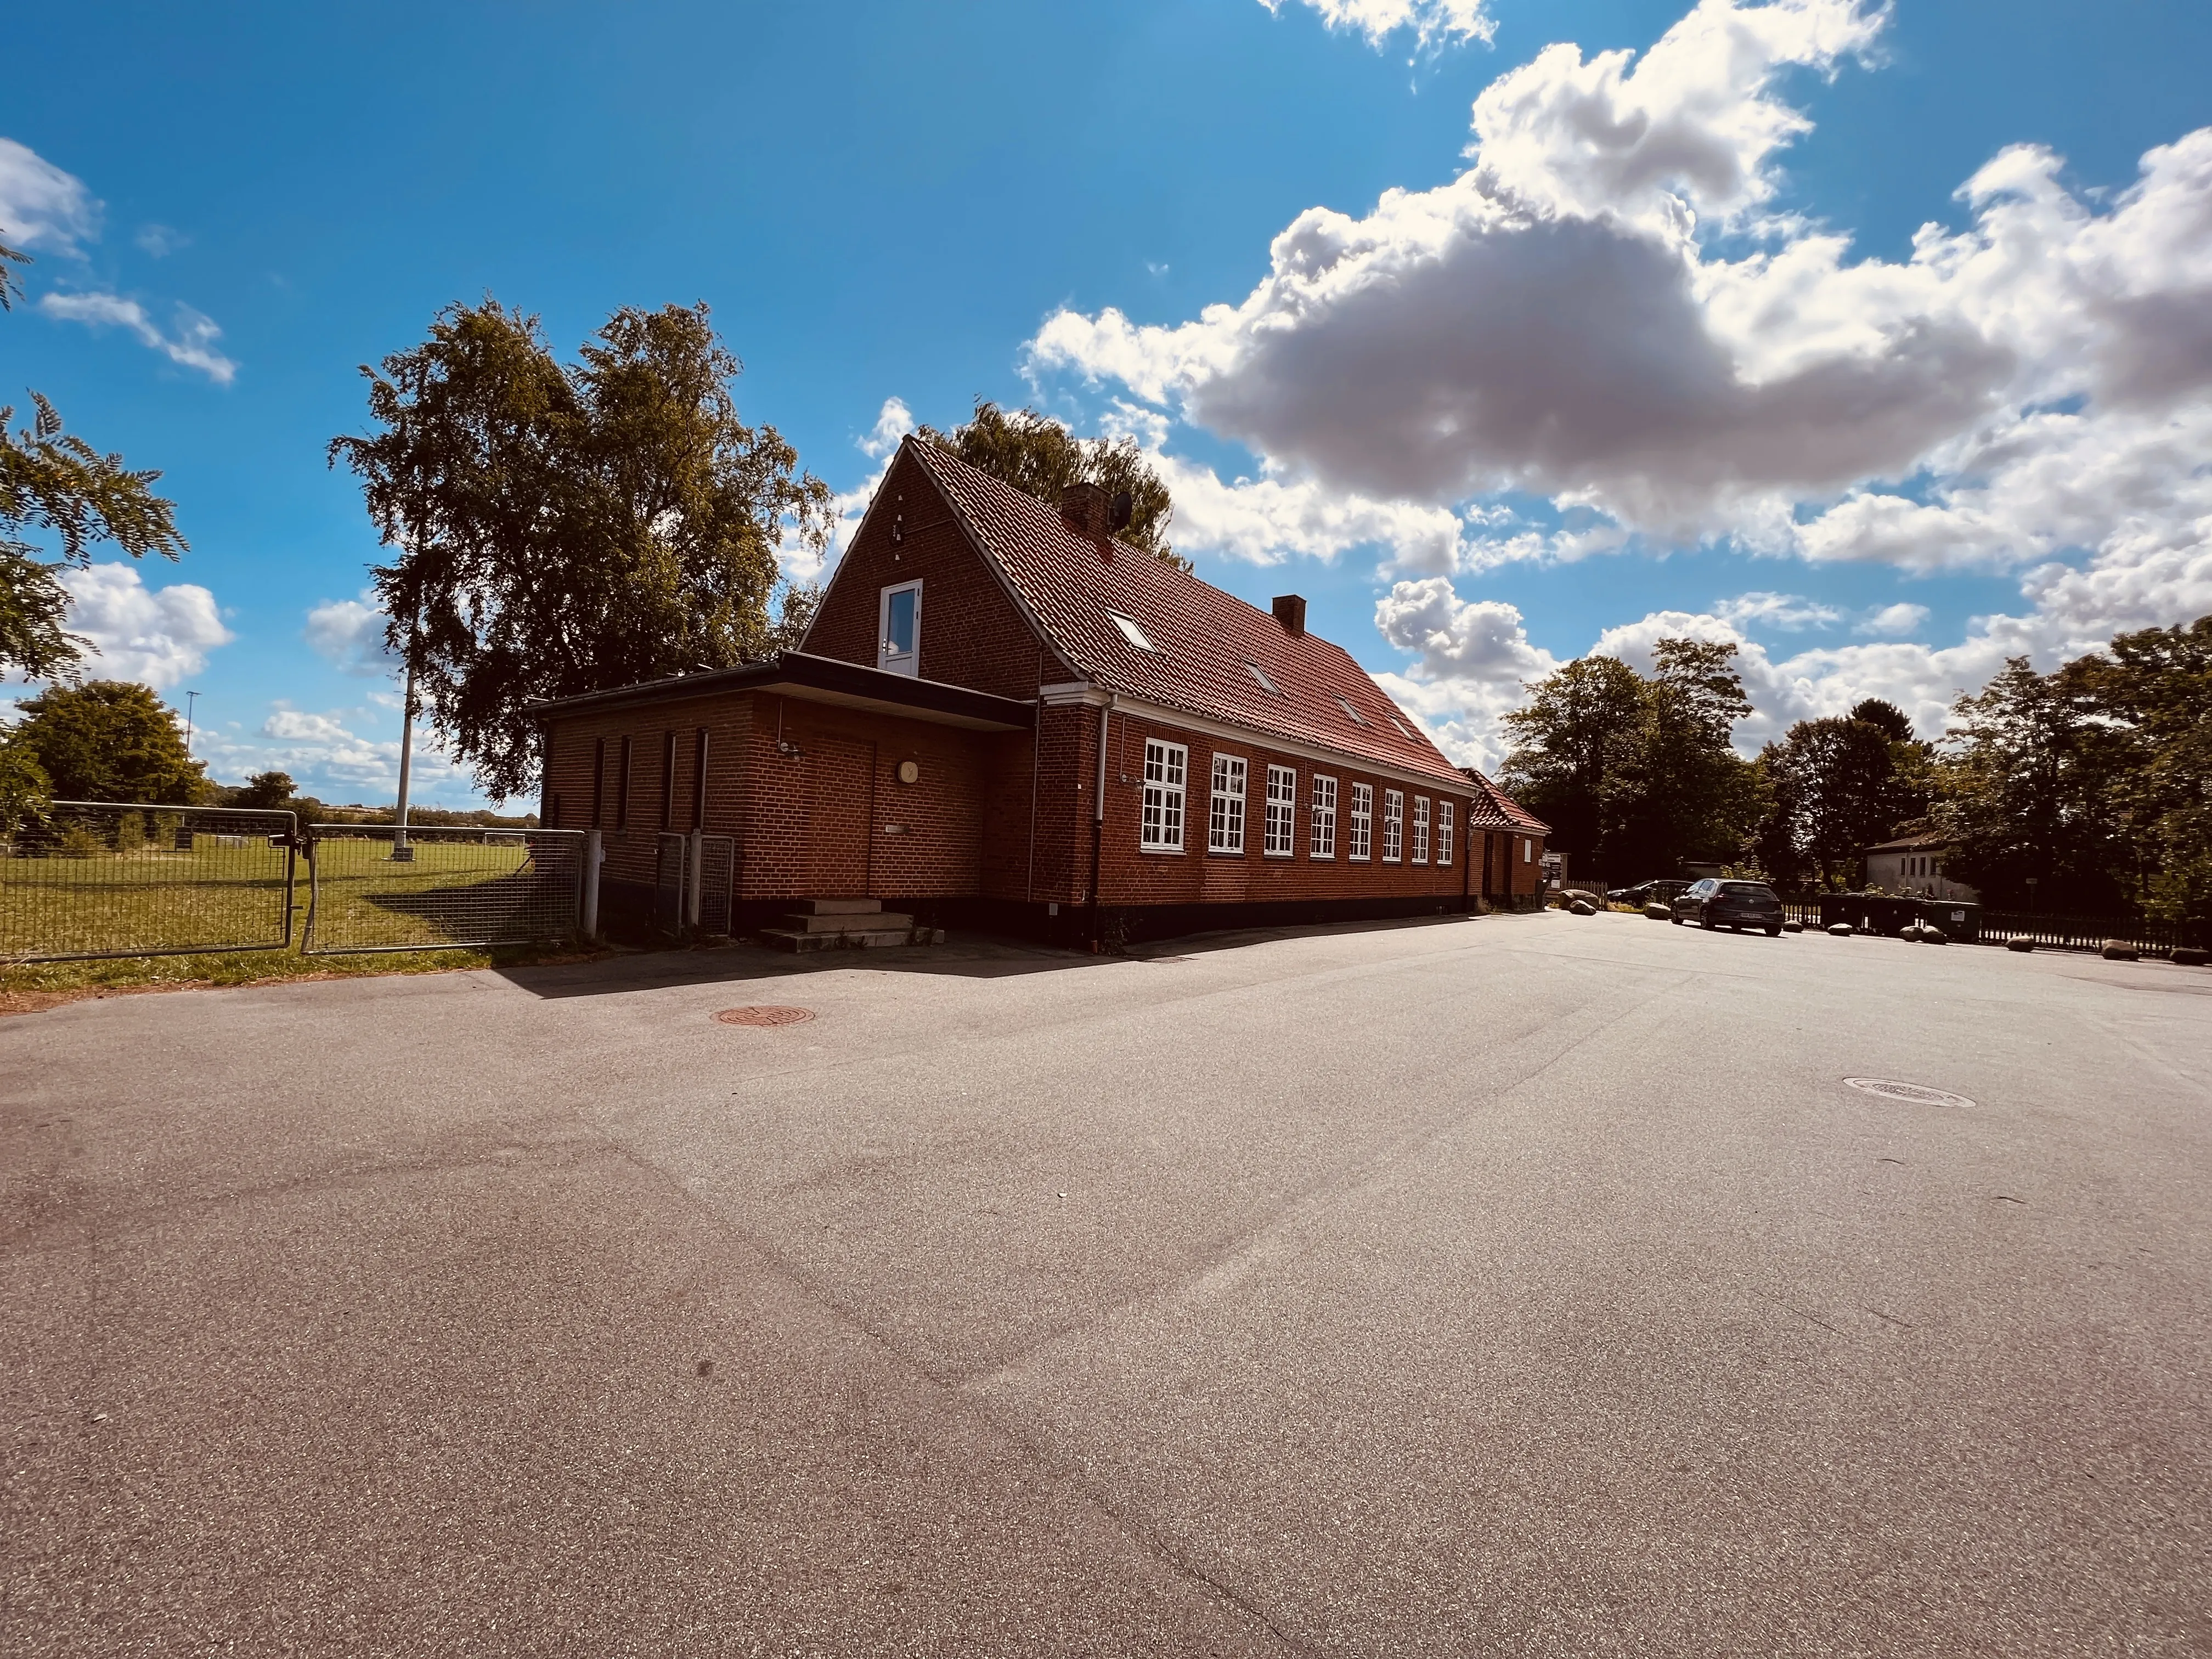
[532,438,1548,945]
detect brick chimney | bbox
[1060,481,1110,539]
[1272,594,1307,637]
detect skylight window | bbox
[1109,612,1158,652]
[1336,695,1364,726]
[1245,661,1279,694]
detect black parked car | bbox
[1670,878,1785,935]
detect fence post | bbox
[582,828,603,941]
[686,833,704,932]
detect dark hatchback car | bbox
[1670,878,1786,935]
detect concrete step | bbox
[778,910,913,934]
[793,897,882,916]
[760,926,923,952]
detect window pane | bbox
[887,588,917,654]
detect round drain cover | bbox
[1844,1077,1974,1109]
[714,1006,815,1028]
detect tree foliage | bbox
[230,770,297,810]
[0,233,190,681]
[919,400,1185,570]
[1753,708,1929,890]
[11,680,208,804]
[1501,640,1762,879]
[330,299,832,800]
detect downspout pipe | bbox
[1088,693,1115,950]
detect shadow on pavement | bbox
[495,909,1542,1000]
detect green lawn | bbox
[3,833,579,963]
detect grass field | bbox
[1,832,595,1013]
[2,832,580,962]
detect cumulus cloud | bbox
[60,563,232,687]
[37,292,238,383]
[0,136,99,254]
[262,707,356,743]
[305,592,400,676]
[1259,0,1496,50]
[1025,0,2212,760]
[201,704,478,804]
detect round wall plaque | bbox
[896,759,920,785]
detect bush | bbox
[58,821,103,859]
[115,810,147,854]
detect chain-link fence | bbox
[303,826,585,953]
[2,801,299,963]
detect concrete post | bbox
[582,828,603,941]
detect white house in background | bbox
[1863,833,1979,902]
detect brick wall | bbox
[803,445,1069,700]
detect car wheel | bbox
[1670,915,1683,925]
[1701,915,1717,930]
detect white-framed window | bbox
[1263,765,1296,857]
[1142,740,1187,851]
[1438,802,1454,867]
[1382,790,1404,862]
[1411,797,1430,864]
[878,579,922,676]
[1209,754,1248,854]
[1109,611,1158,652]
[1246,661,1280,694]
[1348,783,1373,862]
[1311,775,1337,860]
[1523,836,1533,862]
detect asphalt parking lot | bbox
[5,909,2209,1656]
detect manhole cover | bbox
[713,1006,815,1028]
[1844,1077,1974,1109]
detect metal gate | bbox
[303,826,586,953]
[652,832,689,938]
[2,801,300,963]
[695,834,736,936]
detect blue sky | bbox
[7,0,2210,804]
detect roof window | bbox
[1245,661,1280,694]
[1336,695,1364,726]
[1109,612,1159,653]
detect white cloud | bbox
[0,137,99,255]
[60,562,232,688]
[134,223,187,258]
[1712,590,1842,630]
[37,292,238,383]
[1026,0,2212,748]
[305,592,400,676]
[1856,601,1928,635]
[1372,580,1561,770]
[1260,0,1496,50]
[262,707,355,743]
[802,395,920,584]
[857,396,915,461]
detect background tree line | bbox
[1500,613,2211,923]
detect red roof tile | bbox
[909,439,1488,793]
[1460,768,1550,834]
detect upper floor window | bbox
[1311,775,1337,859]
[1142,740,1187,851]
[878,579,923,676]
[1523,836,1534,862]
[1263,765,1296,857]
[1382,790,1404,862]
[1348,783,1373,862]
[1438,802,1454,866]
[1410,796,1429,864]
[1210,754,1248,854]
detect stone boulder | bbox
[2101,940,2140,961]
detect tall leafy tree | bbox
[1610,639,1764,877]
[12,681,207,804]
[1755,716,1911,889]
[0,234,190,680]
[1498,654,1647,869]
[331,300,832,800]
[2055,616,2212,923]
[919,400,1184,569]
[1933,657,2130,911]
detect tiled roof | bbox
[908,438,1487,793]
[1459,768,1550,834]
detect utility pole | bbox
[183,690,199,755]
[392,653,417,862]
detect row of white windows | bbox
[1142,740,1458,865]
